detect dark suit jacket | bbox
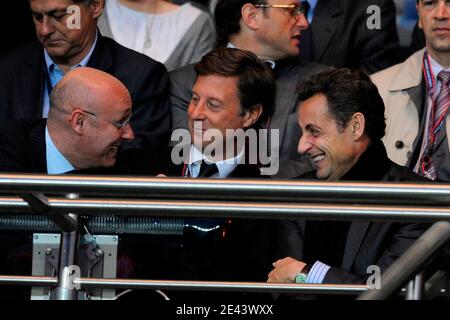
[160,149,277,282]
[0,119,164,176]
[0,33,171,152]
[309,0,399,73]
[169,56,326,178]
[277,140,430,284]
[0,119,47,173]
[0,118,169,296]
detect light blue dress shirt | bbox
[302,0,318,24]
[42,32,98,117]
[45,126,75,174]
[305,261,331,284]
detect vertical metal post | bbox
[406,280,415,300]
[405,273,423,300]
[53,193,80,300]
[412,273,424,300]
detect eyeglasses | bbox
[82,109,133,129]
[254,4,306,17]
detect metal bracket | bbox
[20,193,77,232]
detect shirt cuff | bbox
[305,261,331,284]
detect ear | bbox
[241,3,260,31]
[70,109,87,135]
[90,0,105,19]
[416,4,423,29]
[242,104,263,128]
[350,112,365,141]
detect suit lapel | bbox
[87,33,113,72]
[406,80,425,119]
[28,120,48,173]
[20,43,46,118]
[270,66,302,146]
[341,221,371,270]
[311,0,343,62]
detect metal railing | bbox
[0,173,448,300]
[358,221,450,300]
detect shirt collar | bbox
[45,126,75,174]
[306,0,318,12]
[302,0,317,23]
[187,145,244,178]
[428,54,450,83]
[44,31,98,73]
[227,42,276,69]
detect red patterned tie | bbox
[420,71,450,180]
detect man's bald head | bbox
[47,67,134,169]
[49,67,131,120]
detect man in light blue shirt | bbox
[46,67,135,173]
[0,67,135,174]
[0,0,170,153]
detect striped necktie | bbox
[419,70,450,180]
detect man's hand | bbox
[267,257,306,283]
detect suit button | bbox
[395,141,404,149]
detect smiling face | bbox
[417,0,450,59]
[188,74,258,158]
[255,0,308,59]
[80,85,134,168]
[297,94,359,181]
[29,0,102,65]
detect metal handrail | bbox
[0,173,450,206]
[1,197,450,222]
[0,275,367,295]
[0,174,448,299]
[358,221,450,300]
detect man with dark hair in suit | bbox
[166,47,278,285]
[168,47,275,178]
[268,68,428,286]
[0,0,170,153]
[170,0,326,178]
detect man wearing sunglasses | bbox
[0,67,135,173]
[170,0,326,178]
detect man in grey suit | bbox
[170,0,325,177]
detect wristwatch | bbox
[294,264,312,283]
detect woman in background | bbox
[99,0,215,71]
